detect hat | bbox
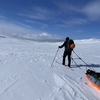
[66,37,69,40]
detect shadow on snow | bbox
[71,64,100,69]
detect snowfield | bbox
[0,35,100,100]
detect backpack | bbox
[66,39,75,50]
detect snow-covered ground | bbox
[0,35,100,100]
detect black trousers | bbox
[63,50,72,67]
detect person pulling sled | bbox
[59,37,75,67]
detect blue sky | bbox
[0,0,100,39]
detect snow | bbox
[0,35,100,100]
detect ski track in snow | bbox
[53,74,87,100]
[0,36,100,100]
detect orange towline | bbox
[86,75,100,91]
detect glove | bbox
[58,46,61,48]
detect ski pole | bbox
[73,51,91,69]
[51,48,59,67]
[71,57,85,73]
[73,50,94,71]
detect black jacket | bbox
[59,39,74,51]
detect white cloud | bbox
[0,20,41,34]
[82,0,100,21]
[18,2,92,28]
[55,0,100,22]
[8,32,63,42]
[74,30,84,33]
[54,1,80,14]
[55,18,87,27]
[0,20,62,42]
[64,18,87,25]
[25,20,48,29]
[18,6,56,21]
[39,32,51,37]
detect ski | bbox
[56,61,74,71]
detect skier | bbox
[58,37,75,67]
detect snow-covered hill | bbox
[0,35,100,100]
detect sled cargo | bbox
[86,74,100,91]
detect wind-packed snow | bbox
[0,35,100,100]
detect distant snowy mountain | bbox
[75,38,100,43]
[1,32,63,42]
[0,35,6,38]
[0,30,100,42]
